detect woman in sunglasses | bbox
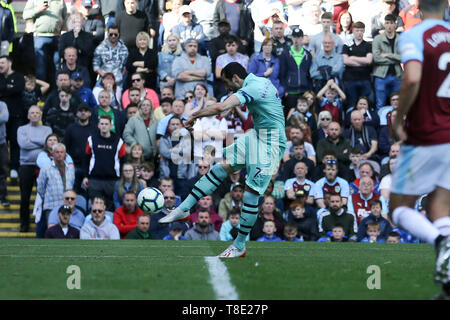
[183,82,209,117]
[316,110,333,142]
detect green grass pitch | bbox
[0,239,440,300]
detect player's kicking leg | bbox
[158,160,235,224]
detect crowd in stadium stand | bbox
[0,0,447,242]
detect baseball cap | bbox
[292,28,304,37]
[82,0,93,7]
[184,38,198,46]
[230,182,244,192]
[77,103,91,112]
[71,72,83,80]
[180,5,192,15]
[218,19,230,26]
[170,222,185,231]
[59,205,72,214]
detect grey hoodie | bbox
[80,218,120,240]
[185,223,220,241]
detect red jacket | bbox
[113,206,145,239]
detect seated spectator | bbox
[371,0,404,38]
[286,97,317,133]
[318,194,357,241]
[185,208,221,240]
[58,46,91,88]
[122,72,160,110]
[318,223,349,242]
[379,156,397,201]
[183,83,209,118]
[257,220,282,242]
[92,72,122,110]
[350,161,380,195]
[218,182,244,222]
[156,100,187,137]
[47,190,85,231]
[380,141,400,176]
[250,195,285,241]
[125,31,158,90]
[284,161,316,205]
[281,138,315,182]
[158,177,182,206]
[113,163,145,210]
[378,110,399,161]
[347,147,363,182]
[378,91,399,127]
[213,169,245,207]
[36,134,74,171]
[219,208,248,242]
[285,199,319,241]
[317,79,346,123]
[316,121,351,167]
[357,199,392,242]
[283,126,316,164]
[190,195,223,232]
[162,221,188,240]
[360,222,385,243]
[283,222,304,242]
[154,97,173,121]
[113,191,145,239]
[83,197,114,224]
[80,199,120,240]
[316,110,333,142]
[311,149,352,184]
[386,231,401,243]
[149,189,178,239]
[127,142,146,173]
[248,38,283,97]
[344,96,380,131]
[45,205,80,239]
[347,176,380,224]
[314,162,350,208]
[70,72,97,110]
[126,214,153,239]
[138,162,159,188]
[158,33,183,92]
[44,86,77,140]
[344,109,378,161]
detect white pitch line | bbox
[0,255,202,259]
[204,256,239,300]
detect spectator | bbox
[92,24,129,87]
[372,14,403,110]
[318,193,357,241]
[22,74,50,112]
[96,0,120,28]
[311,149,352,182]
[158,33,183,92]
[158,177,182,206]
[314,162,350,208]
[127,142,146,172]
[162,222,188,240]
[344,96,380,131]
[149,189,177,239]
[284,161,316,205]
[347,147,363,181]
[285,200,319,241]
[138,162,159,188]
[283,222,304,242]
[250,0,283,53]
[161,0,182,41]
[250,195,285,240]
[379,156,397,200]
[80,199,120,240]
[81,0,105,47]
[347,176,380,224]
[83,114,127,211]
[378,91,399,127]
[115,0,150,51]
[316,121,351,166]
[36,133,74,171]
[316,110,333,141]
[342,21,373,110]
[172,5,206,50]
[58,13,95,73]
[44,205,80,239]
[298,2,323,42]
[350,161,381,195]
[153,96,173,121]
[190,195,223,232]
[0,55,25,179]
[335,10,353,45]
[23,0,68,84]
[189,0,219,42]
[91,90,126,136]
[271,20,293,58]
[357,199,392,242]
[172,38,211,100]
[185,208,221,240]
[0,100,7,206]
[70,72,97,109]
[378,109,399,160]
[36,143,75,238]
[47,189,85,230]
[183,83,209,118]
[279,27,313,112]
[318,223,349,242]
[309,12,344,56]
[113,163,145,210]
[371,0,404,38]
[0,0,14,56]
[317,79,346,123]
[398,0,423,31]
[386,231,401,243]
[256,220,282,242]
[283,125,316,164]
[348,0,382,41]
[122,72,160,110]
[280,138,315,181]
[92,72,122,110]
[286,96,317,133]
[113,191,145,238]
[44,86,77,140]
[360,222,386,243]
[218,182,244,221]
[125,31,158,90]
[126,214,153,239]
[248,38,283,97]
[344,109,379,161]
[17,106,52,231]
[208,19,233,69]
[123,98,159,162]
[219,208,248,242]
[156,99,187,137]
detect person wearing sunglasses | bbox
[47,189,85,231]
[80,200,120,240]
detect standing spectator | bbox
[17,106,52,231]
[0,55,25,178]
[44,86,77,140]
[335,10,353,45]
[271,20,292,57]
[22,74,50,112]
[122,72,159,110]
[125,31,158,91]
[126,214,153,239]
[172,38,211,100]
[92,73,122,110]
[342,21,373,110]
[185,208,221,240]
[372,14,403,110]
[284,161,316,205]
[250,195,285,241]
[58,46,91,88]
[80,200,120,240]
[344,109,379,161]
[36,133,74,171]
[398,0,423,31]
[309,12,344,56]
[83,114,127,211]
[115,0,150,51]
[172,5,206,50]
[279,27,313,112]
[70,72,97,109]
[112,163,145,210]
[208,19,230,70]
[96,0,120,28]
[161,0,182,40]
[347,176,380,225]
[316,121,351,166]
[158,33,182,92]
[23,0,68,84]
[81,0,105,47]
[348,0,383,41]
[371,0,404,38]
[0,100,7,206]
[44,205,80,239]
[314,162,350,208]
[189,0,218,42]
[218,182,244,221]
[123,98,159,162]
[0,0,14,56]
[91,90,126,136]
[47,189,85,230]
[36,143,75,238]
[92,24,129,87]
[113,191,144,238]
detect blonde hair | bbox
[137,99,155,119]
[161,33,183,55]
[136,31,152,49]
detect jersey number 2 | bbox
[437,52,450,98]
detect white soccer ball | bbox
[137,187,165,214]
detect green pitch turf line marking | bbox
[205,256,239,300]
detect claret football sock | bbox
[392,206,440,245]
[179,163,228,212]
[233,191,260,251]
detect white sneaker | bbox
[435,236,450,284]
[218,244,246,258]
[158,207,190,224]
[10,169,18,179]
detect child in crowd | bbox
[317,79,346,123]
[162,222,187,240]
[219,208,249,241]
[386,231,401,243]
[348,147,363,181]
[138,162,159,188]
[22,74,50,110]
[286,200,319,241]
[283,222,303,242]
[318,223,348,242]
[360,222,385,243]
[286,97,317,131]
[257,220,282,242]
